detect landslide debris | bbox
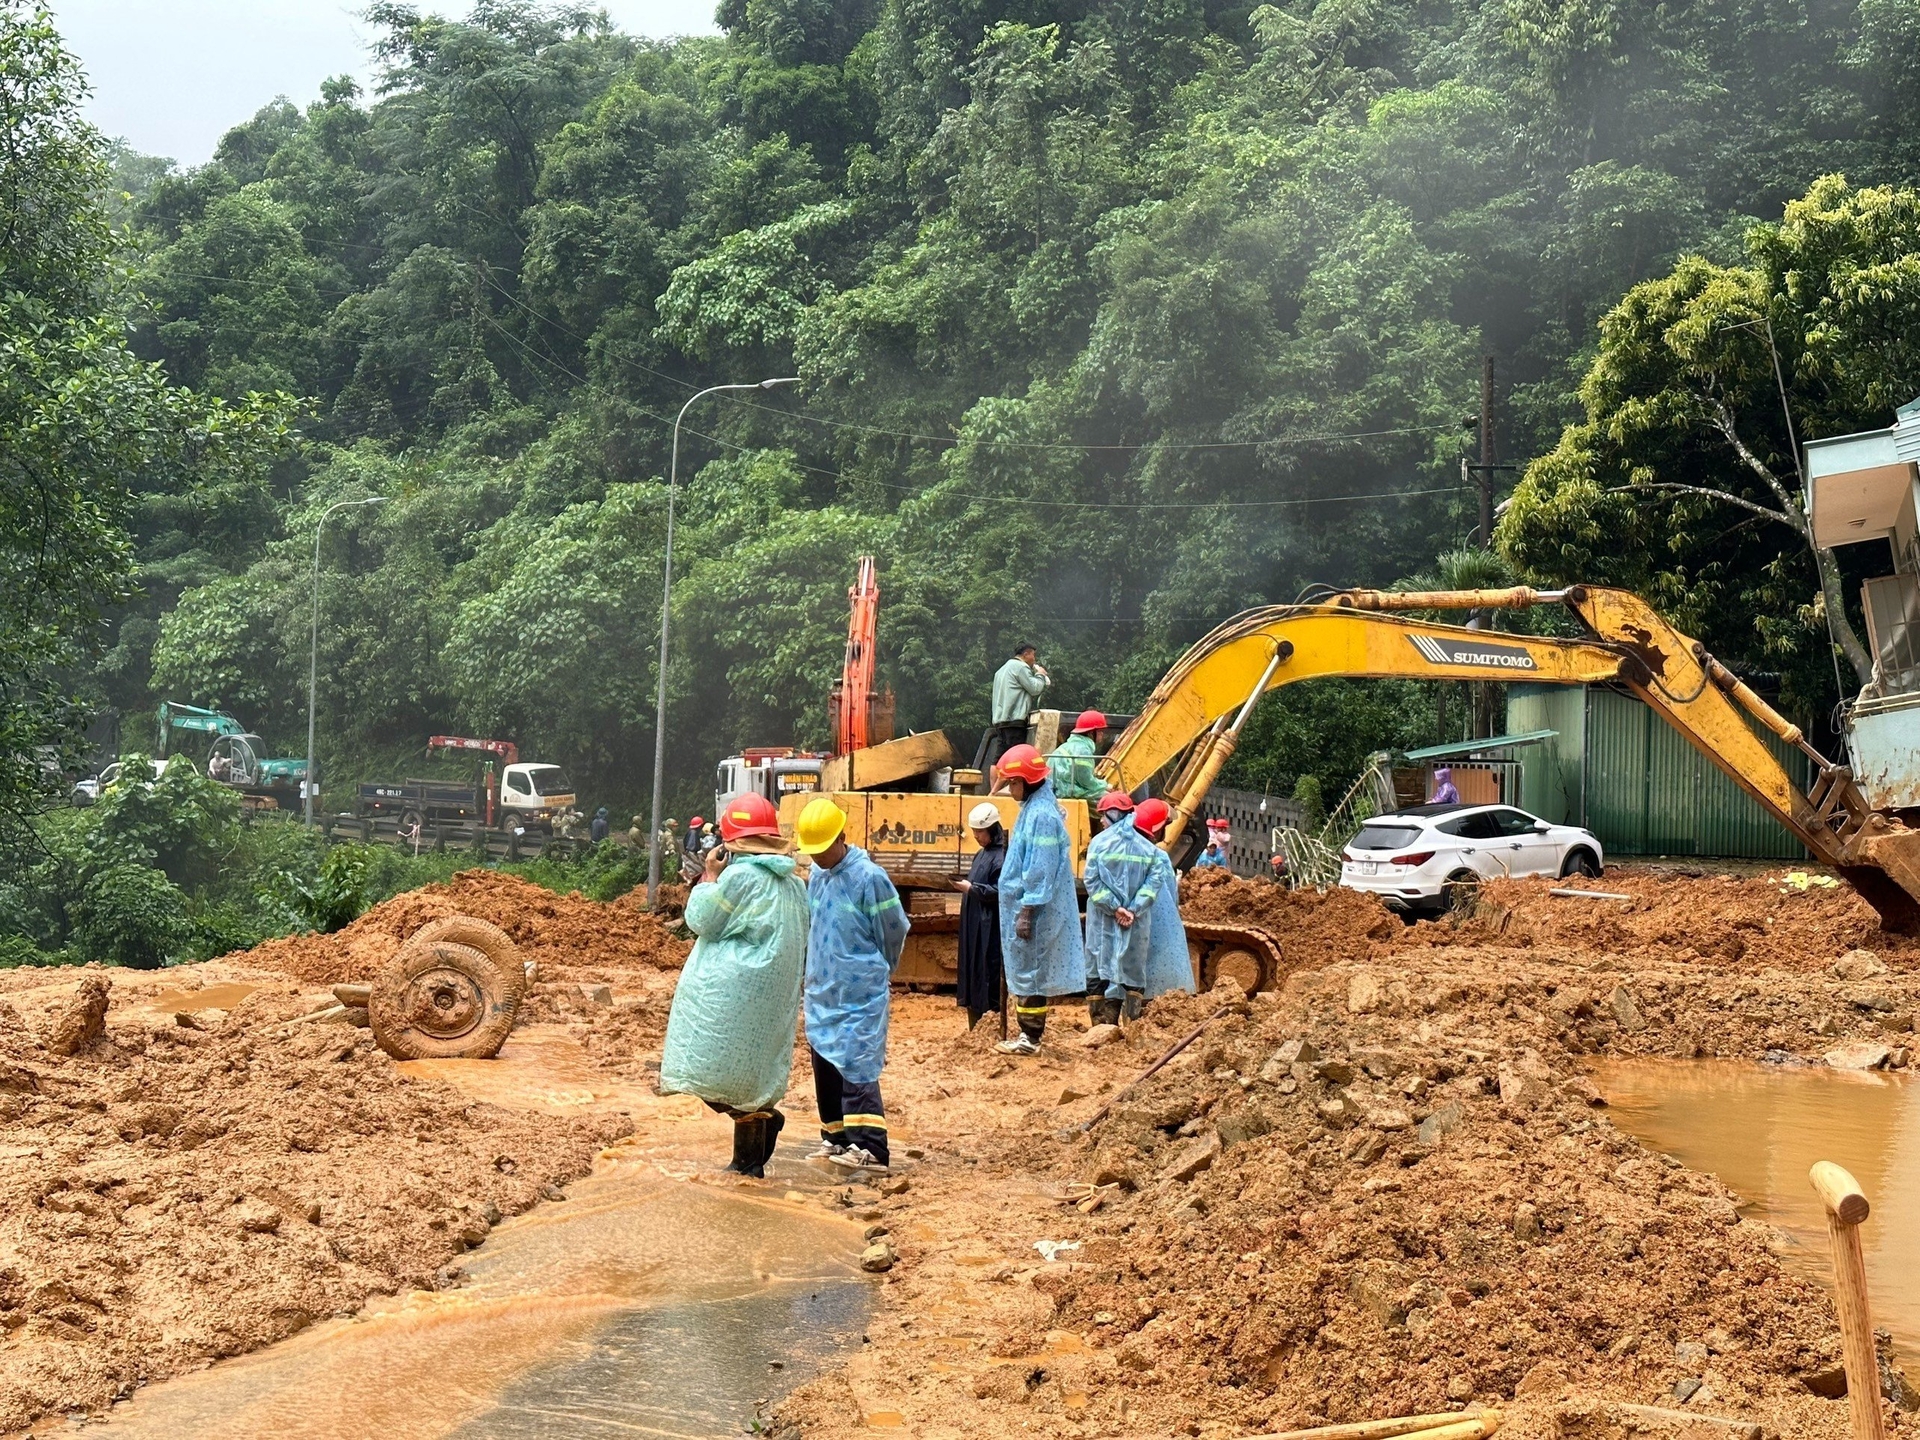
[0,970,626,1432]
[241,870,690,986]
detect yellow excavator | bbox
[780,581,1920,991]
[1100,584,1920,932]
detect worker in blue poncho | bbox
[1083,796,1193,1025]
[994,744,1087,1055]
[658,793,809,1178]
[795,797,910,1174]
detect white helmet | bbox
[967,802,1001,830]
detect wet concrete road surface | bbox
[77,1030,875,1439]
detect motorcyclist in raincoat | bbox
[795,798,910,1173]
[1083,796,1192,1024]
[994,744,1087,1055]
[658,794,808,1178]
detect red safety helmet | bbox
[1073,709,1108,735]
[1095,790,1135,814]
[688,814,705,828]
[997,744,1049,785]
[718,794,781,842]
[1134,798,1172,836]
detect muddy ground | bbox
[0,865,1914,1437]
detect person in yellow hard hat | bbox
[795,797,909,1173]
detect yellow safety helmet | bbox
[795,797,849,855]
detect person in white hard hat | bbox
[954,800,1007,1030]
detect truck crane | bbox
[1095,584,1920,932]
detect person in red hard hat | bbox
[993,745,1086,1054]
[659,793,807,1178]
[1195,816,1233,869]
[1094,789,1134,832]
[1047,708,1110,801]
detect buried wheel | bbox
[370,940,519,1060]
[1560,848,1603,880]
[1443,869,1481,914]
[400,914,522,988]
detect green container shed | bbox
[1505,684,1810,860]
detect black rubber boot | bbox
[756,1109,787,1170]
[1120,988,1145,1022]
[727,1115,768,1177]
[1087,994,1107,1024]
[1092,993,1123,1026]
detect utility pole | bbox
[1478,354,1495,548]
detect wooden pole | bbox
[1247,1412,1501,1440]
[1809,1160,1885,1440]
[1079,1002,1235,1132]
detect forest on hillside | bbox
[19,0,1920,830]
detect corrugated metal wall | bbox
[1507,684,1809,860]
[1203,786,1305,876]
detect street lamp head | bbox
[760,376,801,389]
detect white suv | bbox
[1340,803,1604,915]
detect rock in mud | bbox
[1608,984,1646,1032]
[1823,1040,1893,1070]
[860,1241,897,1273]
[1415,1101,1465,1145]
[45,975,110,1056]
[1081,1024,1122,1048]
[1159,1134,1219,1183]
[1832,949,1888,981]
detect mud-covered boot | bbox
[1092,993,1123,1026]
[755,1109,787,1170]
[727,1115,768,1177]
[1120,989,1145,1022]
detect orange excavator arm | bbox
[1094,584,1920,931]
[835,556,879,756]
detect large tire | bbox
[401,914,523,994]
[370,940,519,1060]
[1560,848,1603,880]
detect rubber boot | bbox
[756,1109,787,1170]
[1088,994,1107,1025]
[1120,988,1145,1022]
[1092,993,1123,1026]
[727,1115,768,1177]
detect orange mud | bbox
[4,866,1919,1439]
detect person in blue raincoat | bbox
[1084,796,1193,1024]
[658,794,809,1178]
[795,797,910,1174]
[994,744,1087,1055]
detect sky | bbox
[51,1,720,166]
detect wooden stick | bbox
[1245,1411,1501,1440]
[1548,887,1632,901]
[1079,1002,1235,1132]
[1810,1161,1885,1440]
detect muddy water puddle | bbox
[1595,1058,1919,1364]
[81,1030,875,1439]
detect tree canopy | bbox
[36,0,1920,815]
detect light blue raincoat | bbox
[998,778,1087,997]
[659,853,808,1111]
[1084,816,1193,998]
[805,845,910,1085]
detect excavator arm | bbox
[1095,584,1920,931]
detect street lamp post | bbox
[646,377,800,908]
[306,495,388,824]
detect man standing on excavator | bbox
[1047,710,1109,801]
[980,644,1050,774]
[994,744,1086,1055]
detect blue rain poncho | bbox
[805,845,910,1086]
[659,853,809,1112]
[1046,732,1105,801]
[998,778,1087,997]
[1084,816,1193,998]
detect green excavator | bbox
[156,702,311,810]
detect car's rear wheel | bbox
[1560,848,1602,879]
[1443,869,1480,913]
